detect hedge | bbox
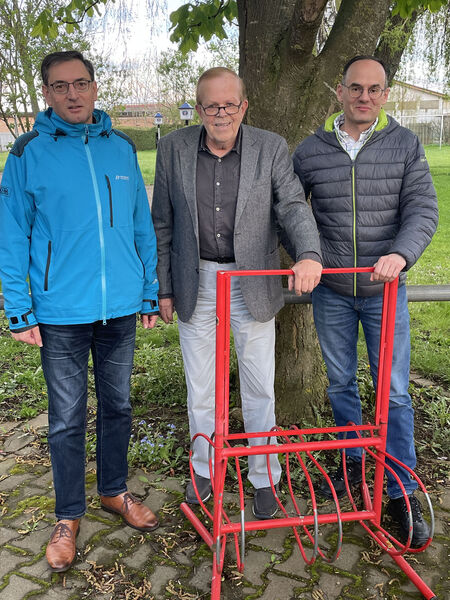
[116,124,181,151]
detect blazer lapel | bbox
[235,125,258,227]
[179,126,202,241]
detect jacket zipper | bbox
[134,242,146,278]
[44,241,52,291]
[83,127,107,324]
[334,128,377,296]
[105,175,113,227]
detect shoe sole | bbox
[185,490,212,505]
[100,504,159,532]
[252,505,278,520]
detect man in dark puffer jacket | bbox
[293,56,438,546]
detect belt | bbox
[200,256,236,264]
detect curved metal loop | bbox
[290,425,343,563]
[269,426,320,565]
[351,428,434,554]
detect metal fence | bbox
[393,114,450,147]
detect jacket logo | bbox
[0,186,9,196]
[115,175,129,181]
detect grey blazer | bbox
[152,124,321,323]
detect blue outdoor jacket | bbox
[0,108,159,331]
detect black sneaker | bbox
[386,493,430,548]
[252,485,279,519]
[185,474,212,504]
[319,456,363,499]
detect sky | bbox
[89,0,185,64]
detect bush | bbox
[116,124,181,151]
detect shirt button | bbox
[218,158,222,163]
[216,207,220,211]
[216,181,220,186]
[216,233,221,238]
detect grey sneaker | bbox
[252,485,279,519]
[185,474,212,504]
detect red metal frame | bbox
[180,267,436,599]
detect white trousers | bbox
[178,259,281,489]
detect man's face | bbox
[42,59,98,125]
[336,59,389,132]
[196,74,248,152]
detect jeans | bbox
[178,259,281,489]
[40,314,136,519]
[312,284,417,499]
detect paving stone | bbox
[318,570,354,598]
[17,555,51,580]
[123,543,151,569]
[0,526,20,545]
[0,457,15,475]
[127,470,152,496]
[11,524,51,554]
[275,544,312,580]
[32,470,53,489]
[0,573,43,599]
[0,473,32,492]
[30,587,75,600]
[189,560,213,593]
[237,549,271,586]
[258,571,303,599]
[0,548,26,579]
[77,519,112,547]
[249,525,289,554]
[0,422,18,435]
[153,476,184,494]
[105,528,136,545]
[82,545,118,566]
[2,431,35,454]
[23,413,48,431]
[149,564,178,597]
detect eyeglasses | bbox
[48,79,93,94]
[200,103,242,116]
[341,84,386,99]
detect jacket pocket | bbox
[105,175,113,227]
[44,241,52,291]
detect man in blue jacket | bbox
[293,56,438,547]
[0,51,160,572]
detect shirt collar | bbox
[198,125,242,156]
[333,113,378,143]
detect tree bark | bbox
[236,0,407,424]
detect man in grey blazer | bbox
[152,67,322,519]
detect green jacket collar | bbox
[324,108,389,132]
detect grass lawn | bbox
[406,145,450,384]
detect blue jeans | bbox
[40,314,136,519]
[312,284,417,499]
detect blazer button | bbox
[196,268,199,273]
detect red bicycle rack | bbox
[180,267,436,600]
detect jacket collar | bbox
[35,108,112,138]
[324,107,389,133]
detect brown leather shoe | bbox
[46,519,80,572]
[100,492,159,532]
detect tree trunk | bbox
[236,0,406,424]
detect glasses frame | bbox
[200,102,243,116]
[341,83,386,100]
[48,79,93,95]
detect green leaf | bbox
[138,475,149,483]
